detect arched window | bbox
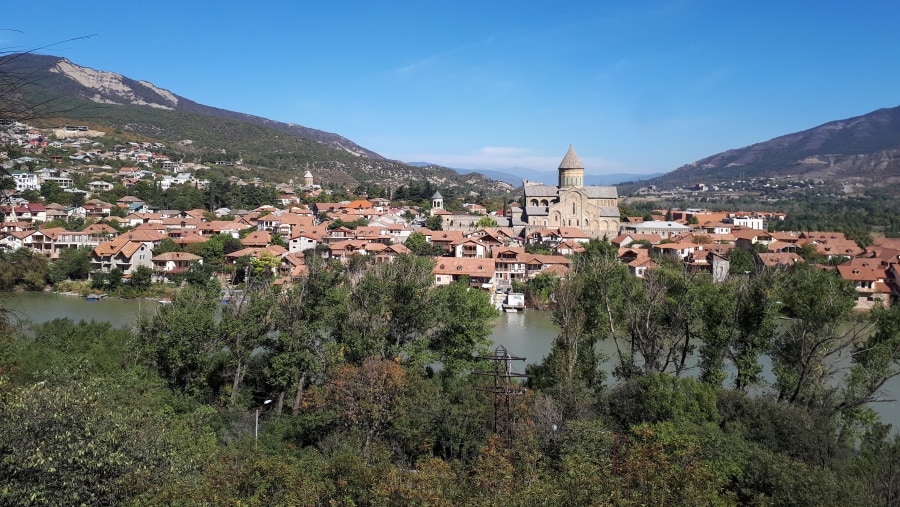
[530,199,538,206]
[540,199,549,207]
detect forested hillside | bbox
[2,245,899,506]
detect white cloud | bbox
[400,146,623,172]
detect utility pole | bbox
[473,345,527,447]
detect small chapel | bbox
[519,145,621,239]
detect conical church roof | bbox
[558,145,584,169]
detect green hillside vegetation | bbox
[2,247,900,506]
[3,52,511,196]
[36,101,506,194]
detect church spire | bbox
[558,145,585,188]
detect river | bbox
[6,291,899,430]
[5,291,159,330]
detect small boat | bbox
[86,293,108,301]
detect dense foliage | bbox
[2,250,900,506]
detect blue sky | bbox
[6,1,900,176]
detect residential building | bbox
[90,234,159,274]
[24,227,98,259]
[432,257,496,289]
[152,251,202,277]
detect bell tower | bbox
[430,191,444,216]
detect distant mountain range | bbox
[653,105,900,188]
[408,163,663,187]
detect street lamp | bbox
[255,399,272,444]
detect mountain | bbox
[655,105,900,188]
[0,53,513,195]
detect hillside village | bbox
[2,120,897,311]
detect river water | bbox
[6,291,899,430]
[5,291,159,330]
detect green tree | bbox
[475,216,498,228]
[221,282,275,406]
[182,259,214,286]
[129,264,153,291]
[430,277,498,375]
[10,318,136,382]
[546,272,590,385]
[772,263,860,406]
[251,251,280,279]
[626,265,707,377]
[728,247,757,275]
[425,214,443,231]
[853,423,900,506]
[0,248,49,289]
[523,272,559,304]
[21,188,41,203]
[0,375,216,507]
[405,231,444,256]
[48,246,92,282]
[566,249,636,380]
[696,270,780,389]
[268,253,345,414]
[835,302,900,419]
[136,283,222,397]
[91,267,123,291]
[153,237,182,255]
[270,231,288,247]
[338,254,437,363]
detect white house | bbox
[725,215,765,230]
[12,172,39,191]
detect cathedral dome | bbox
[558,145,584,169]
[558,145,584,188]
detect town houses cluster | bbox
[0,197,575,291]
[1,123,895,311]
[4,194,894,311]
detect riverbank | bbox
[5,291,899,432]
[51,280,178,300]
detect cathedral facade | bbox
[520,146,621,239]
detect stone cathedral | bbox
[520,145,621,238]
